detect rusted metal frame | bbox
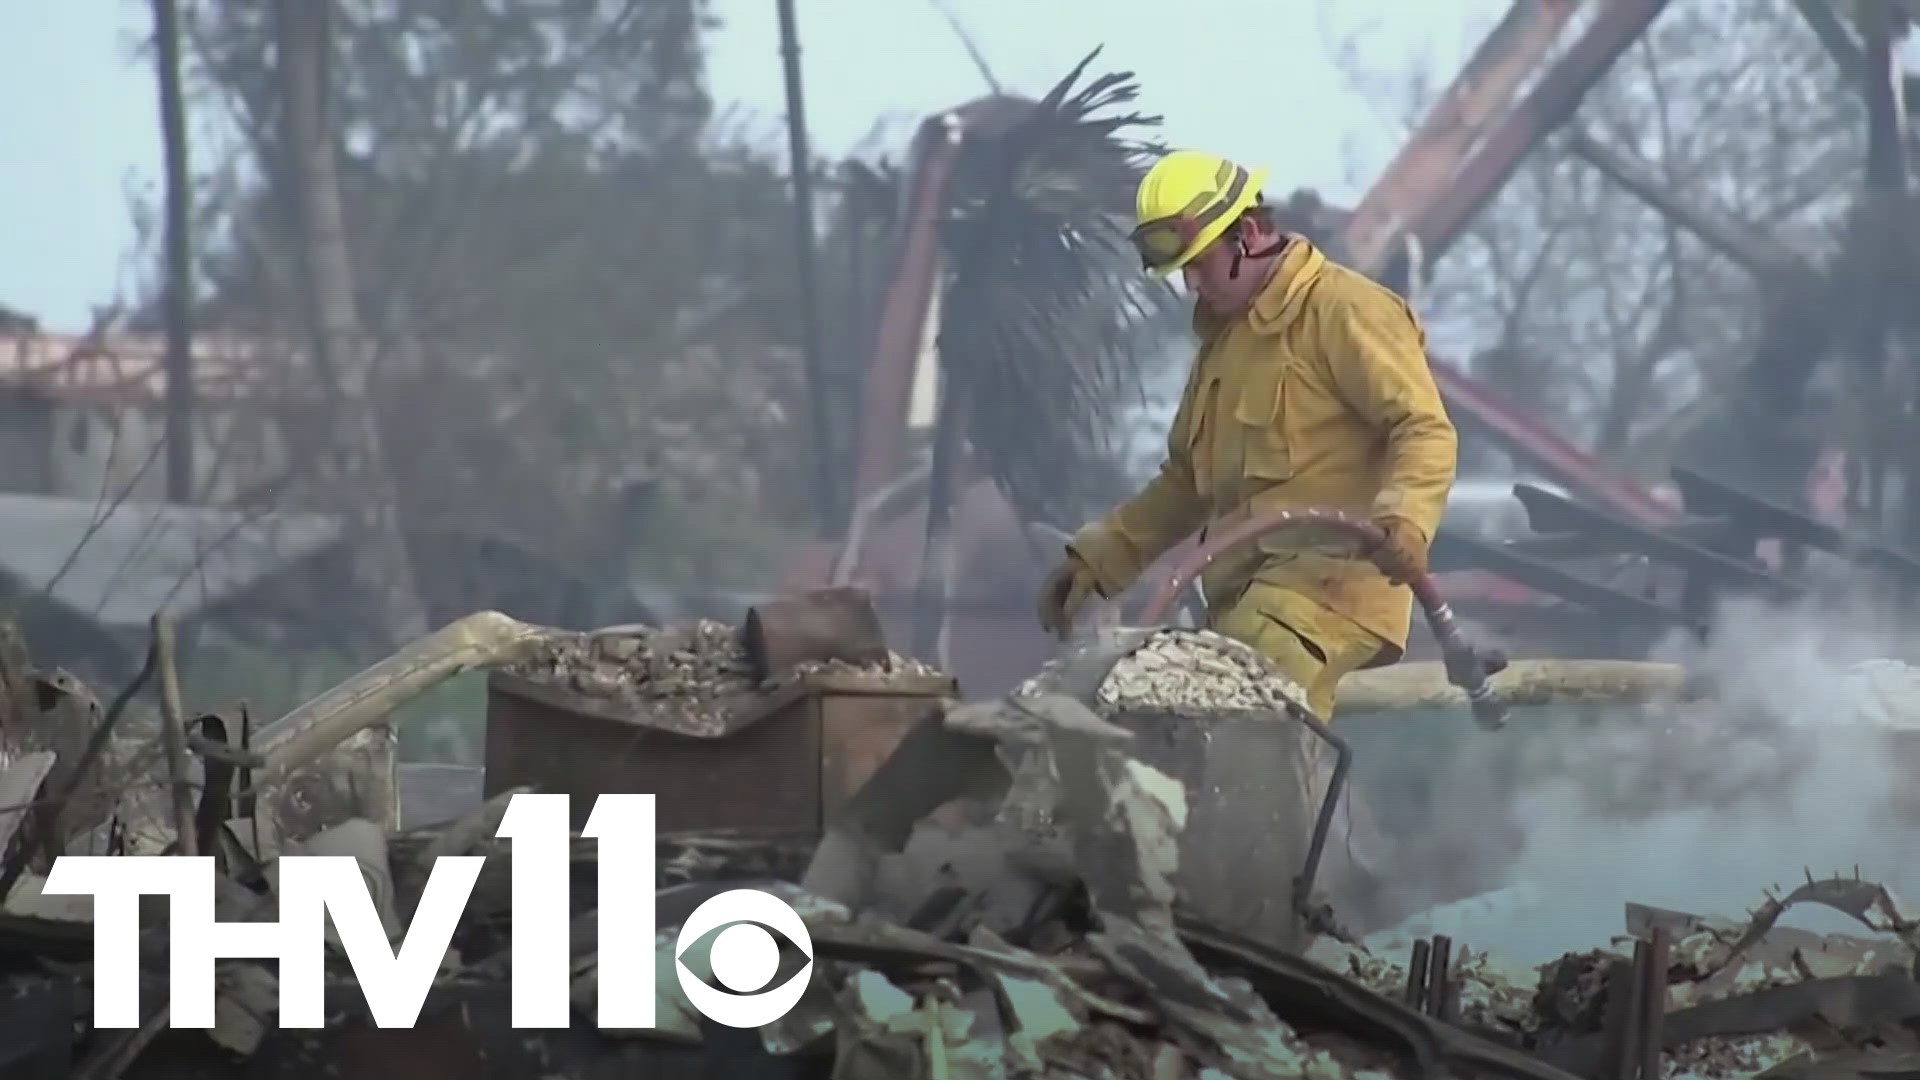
[1348,0,1584,276]
[1432,361,1677,526]
[1512,484,1802,601]
[1563,129,1807,278]
[1431,531,1698,629]
[1670,464,1920,582]
[850,119,963,504]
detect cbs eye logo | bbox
[674,889,815,1028]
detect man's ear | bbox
[1237,209,1279,249]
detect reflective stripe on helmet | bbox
[1129,165,1252,271]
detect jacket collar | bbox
[1191,235,1327,339]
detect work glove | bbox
[1037,554,1102,639]
[1368,515,1430,586]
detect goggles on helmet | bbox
[1128,165,1253,272]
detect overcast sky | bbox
[0,0,1511,334]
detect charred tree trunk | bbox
[273,0,429,647]
[151,0,194,503]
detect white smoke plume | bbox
[1367,593,1920,967]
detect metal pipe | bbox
[1406,940,1433,1007]
[1427,934,1454,1020]
[1637,927,1671,1079]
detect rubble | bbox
[1017,628,1313,716]
[506,618,762,702]
[5,606,1920,1078]
[506,619,945,710]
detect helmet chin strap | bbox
[1226,231,1290,280]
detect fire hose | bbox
[1130,509,1509,927]
[1138,507,1512,732]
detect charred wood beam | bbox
[1565,130,1807,279]
[1415,0,1674,263]
[1670,464,1920,580]
[1430,531,1697,629]
[1512,484,1801,601]
[1348,0,1582,276]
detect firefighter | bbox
[1036,149,1458,719]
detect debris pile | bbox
[6,604,1920,1076]
[1017,628,1313,715]
[506,618,762,701]
[507,619,946,706]
[1309,875,1920,1078]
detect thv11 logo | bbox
[44,793,813,1030]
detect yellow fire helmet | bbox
[1130,150,1271,278]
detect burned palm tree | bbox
[909,50,1175,659]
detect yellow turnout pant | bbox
[1208,580,1388,720]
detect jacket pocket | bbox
[1232,358,1294,482]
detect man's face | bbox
[1180,225,1270,317]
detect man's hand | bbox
[1037,555,1101,638]
[1368,515,1430,586]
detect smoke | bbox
[1368,593,1920,967]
